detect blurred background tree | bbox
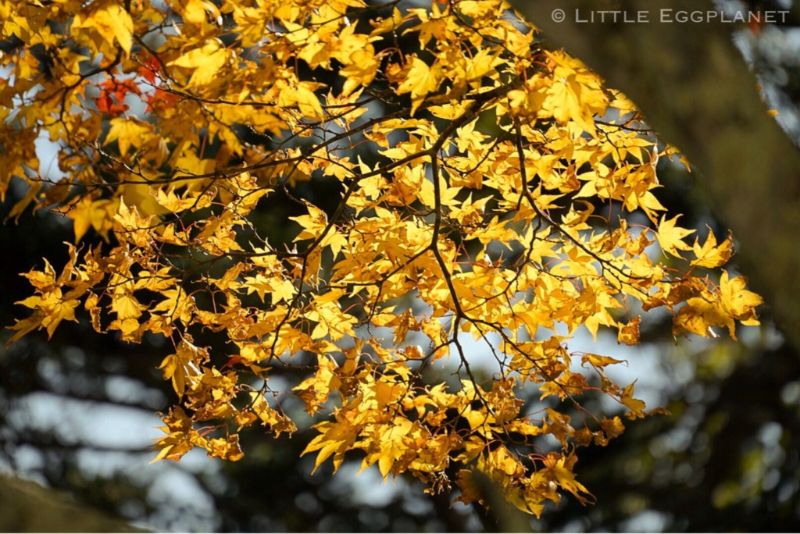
[2,0,799,532]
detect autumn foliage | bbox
[0,0,763,516]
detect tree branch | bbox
[510,0,800,349]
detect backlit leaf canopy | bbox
[0,0,762,516]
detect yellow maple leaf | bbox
[247,393,297,437]
[581,353,625,368]
[620,383,646,417]
[302,418,359,474]
[293,84,324,120]
[73,2,133,54]
[375,417,414,478]
[617,316,640,345]
[542,453,592,504]
[105,118,150,156]
[719,271,763,329]
[340,48,378,96]
[66,196,116,241]
[656,214,695,258]
[168,39,228,87]
[293,355,340,414]
[692,230,734,269]
[396,57,441,114]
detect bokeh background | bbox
[2,0,800,531]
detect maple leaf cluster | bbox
[0,0,762,516]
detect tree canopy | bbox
[0,0,764,517]
[510,0,800,351]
